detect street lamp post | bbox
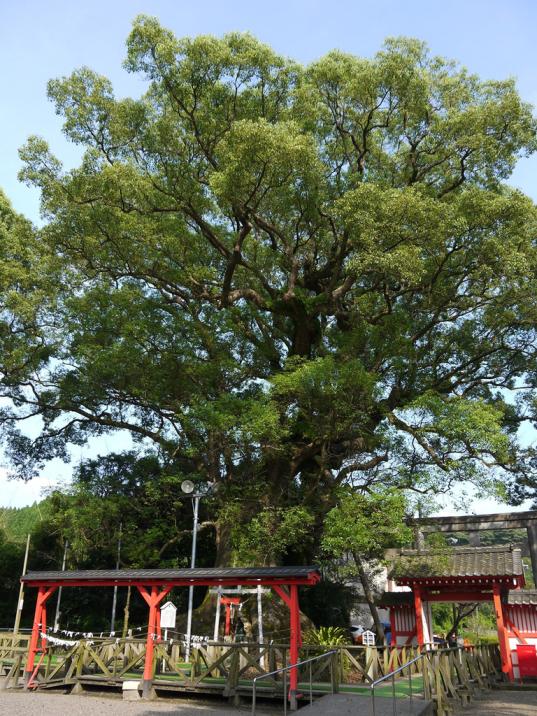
[110,522,122,633]
[53,540,68,631]
[182,480,201,663]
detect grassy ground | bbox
[2,655,423,700]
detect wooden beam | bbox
[505,616,528,646]
[410,510,537,533]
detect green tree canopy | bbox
[1,18,537,562]
[322,488,411,635]
[45,452,215,568]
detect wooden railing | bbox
[0,631,502,713]
[0,633,30,690]
[421,644,502,715]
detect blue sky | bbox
[0,0,536,508]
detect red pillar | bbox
[138,584,172,698]
[142,586,158,697]
[225,603,231,635]
[273,584,301,710]
[413,587,424,649]
[289,584,300,707]
[493,584,513,681]
[25,585,56,685]
[390,608,397,647]
[40,604,48,652]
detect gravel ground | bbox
[452,689,537,715]
[0,691,280,715]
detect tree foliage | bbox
[323,488,411,563]
[1,18,537,563]
[322,488,410,635]
[46,452,215,569]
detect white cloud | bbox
[0,466,64,508]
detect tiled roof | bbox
[22,566,320,584]
[508,589,537,606]
[390,545,523,581]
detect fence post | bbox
[331,650,339,694]
[225,646,240,704]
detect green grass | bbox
[148,671,424,698]
[19,659,424,701]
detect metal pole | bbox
[13,534,31,634]
[283,668,287,716]
[110,522,122,633]
[162,627,168,672]
[53,540,68,631]
[185,494,200,662]
[257,584,264,669]
[213,587,222,641]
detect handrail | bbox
[370,650,428,716]
[251,649,337,716]
[369,646,468,716]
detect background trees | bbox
[0,18,537,579]
[322,488,410,636]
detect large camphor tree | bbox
[2,16,537,565]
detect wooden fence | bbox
[421,644,502,715]
[0,632,502,713]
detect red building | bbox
[382,545,537,680]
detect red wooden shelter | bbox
[384,546,525,680]
[21,566,320,701]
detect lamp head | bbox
[181,480,195,494]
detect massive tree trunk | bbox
[214,519,233,568]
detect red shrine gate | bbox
[21,566,320,704]
[383,545,537,680]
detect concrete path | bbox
[0,691,279,715]
[298,693,432,715]
[452,689,537,715]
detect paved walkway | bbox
[3,688,535,715]
[299,693,432,714]
[453,689,537,715]
[0,691,279,715]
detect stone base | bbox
[123,680,142,700]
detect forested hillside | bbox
[0,503,51,542]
